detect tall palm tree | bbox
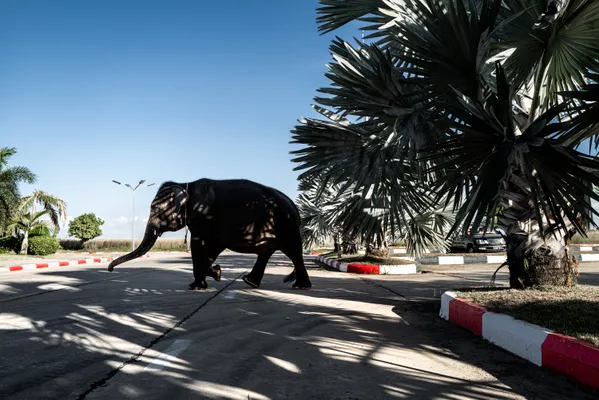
[0,147,37,235]
[12,190,67,254]
[291,0,599,288]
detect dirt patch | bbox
[457,286,599,347]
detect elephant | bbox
[107,178,312,290]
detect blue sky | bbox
[1,1,362,239]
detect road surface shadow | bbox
[0,253,595,399]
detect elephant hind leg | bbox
[283,270,296,284]
[281,240,312,290]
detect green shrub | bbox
[0,236,18,253]
[68,213,104,242]
[58,238,189,252]
[28,236,60,255]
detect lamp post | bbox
[112,179,156,250]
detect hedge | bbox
[28,236,60,255]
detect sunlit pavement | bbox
[0,254,596,399]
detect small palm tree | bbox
[10,190,67,254]
[7,210,56,246]
[0,147,36,235]
[292,0,599,288]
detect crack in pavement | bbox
[421,270,507,287]
[362,278,408,300]
[75,270,247,400]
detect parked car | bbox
[450,231,506,253]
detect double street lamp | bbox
[112,179,155,250]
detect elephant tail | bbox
[283,269,296,284]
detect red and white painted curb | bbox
[57,251,190,255]
[0,254,151,273]
[440,291,599,391]
[316,255,419,275]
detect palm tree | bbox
[291,0,599,288]
[296,178,342,252]
[7,210,56,245]
[0,147,36,235]
[11,190,67,254]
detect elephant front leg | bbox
[189,237,209,290]
[189,237,225,290]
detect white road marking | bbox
[144,339,192,371]
[224,290,237,299]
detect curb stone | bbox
[316,255,419,275]
[420,253,598,265]
[0,254,151,273]
[440,291,599,391]
[57,251,190,254]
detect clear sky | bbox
[1,0,362,239]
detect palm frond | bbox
[18,190,67,233]
[390,0,502,100]
[425,63,599,237]
[316,0,385,34]
[496,0,599,115]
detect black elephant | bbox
[107,178,312,290]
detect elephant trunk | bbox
[107,224,158,271]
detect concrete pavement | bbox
[0,253,596,399]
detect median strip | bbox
[440,291,599,391]
[316,255,419,275]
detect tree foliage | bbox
[291,0,599,286]
[68,213,104,242]
[0,147,36,235]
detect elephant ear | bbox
[171,185,189,215]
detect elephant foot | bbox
[189,280,208,290]
[242,274,260,288]
[292,280,312,290]
[283,270,296,284]
[208,264,221,281]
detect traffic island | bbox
[316,254,419,275]
[440,289,599,391]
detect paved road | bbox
[0,254,596,399]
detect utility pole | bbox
[112,179,155,250]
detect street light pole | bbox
[112,179,156,251]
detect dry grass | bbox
[457,286,599,347]
[571,230,599,244]
[60,238,188,252]
[321,252,414,265]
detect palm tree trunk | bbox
[19,231,29,255]
[334,233,341,257]
[499,171,578,288]
[365,240,389,258]
[342,234,358,254]
[506,232,576,288]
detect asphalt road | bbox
[0,254,597,399]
